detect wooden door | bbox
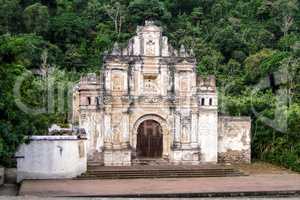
[137,120,162,158]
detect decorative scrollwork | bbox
[167,94,177,103]
[103,96,112,105]
[139,96,162,104]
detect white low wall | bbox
[15,136,87,182]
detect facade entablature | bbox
[196,75,216,92]
[105,63,129,71]
[104,55,196,69]
[83,94,199,107]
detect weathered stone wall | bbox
[79,110,102,161]
[15,136,87,182]
[77,73,103,161]
[197,76,218,163]
[218,116,251,163]
[198,109,218,163]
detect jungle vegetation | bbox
[0,0,299,171]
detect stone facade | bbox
[73,21,251,166]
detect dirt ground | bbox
[234,161,297,175]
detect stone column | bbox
[103,112,112,149]
[96,111,105,152]
[174,73,179,92]
[160,66,168,96]
[105,70,111,92]
[122,113,130,148]
[191,111,198,148]
[173,111,181,148]
[162,124,170,158]
[136,64,142,96]
[123,70,127,94]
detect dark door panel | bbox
[137,120,162,158]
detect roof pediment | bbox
[106,21,195,59]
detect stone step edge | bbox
[77,175,244,179]
[64,190,300,198]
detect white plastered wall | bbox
[15,136,87,182]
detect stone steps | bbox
[131,158,169,166]
[87,161,103,167]
[79,165,246,180]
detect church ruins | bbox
[16,21,251,182]
[72,21,251,166]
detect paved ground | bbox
[19,174,300,197]
[0,184,18,196]
[1,197,300,200]
[2,162,299,198]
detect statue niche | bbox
[146,39,155,56]
[143,75,158,94]
[111,114,123,147]
[181,117,191,144]
[112,74,123,91]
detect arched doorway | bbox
[137,120,163,158]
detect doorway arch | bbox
[132,114,170,159]
[137,120,163,158]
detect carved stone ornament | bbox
[181,116,191,143]
[167,94,177,103]
[81,114,86,120]
[181,116,191,128]
[146,39,155,56]
[139,96,162,104]
[103,96,112,105]
[121,95,130,103]
[173,110,181,116]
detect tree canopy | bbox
[0,0,299,170]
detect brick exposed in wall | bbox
[218,116,251,164]
[218,149,251,164]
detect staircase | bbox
[132,158,170,166]
[78,162,246,180]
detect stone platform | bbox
[79,164,245,179]
[19,174,300,197]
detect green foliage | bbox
[50,12,90,45]
[128,0,168,24]
[278,33,300,51]
[0,34,61,68]
[0,0,22,34]
[213,25,247,61]
[23,3,50,34]
[0,0,299,171]
[244,49,275,83]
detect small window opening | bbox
[96,97,100,105]
[87,97,91,105]
[209,98,213,106]
[201,98,205,106]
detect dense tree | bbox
[0,34,61,69]
[49,12,90,46]
[0,0,22,34]
[0,0,299,171]
[128,0,169,24]
[23,3,50,34]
